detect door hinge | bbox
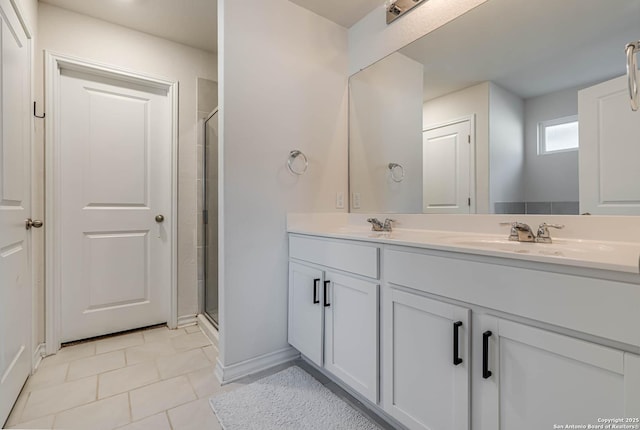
[203,210,208,225]
[468,135,471,144]
[468,197,471,206]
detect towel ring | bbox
[287,150,308,175]
[626,41,639,111]
[388,163,405,182]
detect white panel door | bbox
[0,0,32,425]
[477,317,630,430]
[324,271,378,403]
[423,120,472,214]
[288,262,324,366]
[579,75,640,214]
[384,289,470,430]
[59,68,172,342]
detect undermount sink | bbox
[437,234,624,261]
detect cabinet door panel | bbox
[324,271,378,403]
[288,262,324,366]
[384,289,470,430]
[478,317,627,430]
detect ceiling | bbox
[398,0,639,101]
[38,0,380,53]
[289,0,381,28]
[40,0,217,53]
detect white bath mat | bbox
[209,366,381,430]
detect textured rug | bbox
[209,366,381,430]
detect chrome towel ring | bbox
[388,163,405,182]
[626,41,639,111]
[287,150,308,175]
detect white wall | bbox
[523,86,581,202]
[34,4,217,344]
[350,52,423,213]
[218,0,348,367]
[489,82,524,211]
[423,82,490,213]
[348,0,486,75]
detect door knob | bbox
[155,215,165,223]
[25,219,43,230]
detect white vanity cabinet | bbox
[384,245,640,430]
[288,235,380,403]
[383,288,470,430]
[474,315,640,430]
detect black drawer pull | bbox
[323,280,331,307]
[483,331,492,379]
[453,321,463,365]
[313,278,320,304]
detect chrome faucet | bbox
[367,218,395,232]
[501,221,564,243]
[501,222,536,242]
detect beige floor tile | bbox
[115,412,171,430]
[129,376,196,421]
[7,414,55,429]
[202,345,218,364]
[67,351,125,381]
[21,376,97,422]
[98,361,160,399]
[156,349,211,380]
[53,393,130,430]
[186,366,223,399]
[168,398,222,430]
[170,332,212,351]
[4,385,30,427]
[24,362,69,393]
[125,340,177,366]
[39,343,96,369]
[142,327,185,344]
[95,332,144,355]
[184,325,201,334]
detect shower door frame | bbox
[202,108,219,328]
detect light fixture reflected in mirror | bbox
[386,0,428,24]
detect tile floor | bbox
[4,325,230,430]
[5,325,393,430]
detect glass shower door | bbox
[204,110,218,327]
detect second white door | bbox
[423,119,472,214]
[58,65,172,342]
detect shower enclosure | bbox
[203,109,219,327]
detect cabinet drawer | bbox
[385,247,640,347]
[289,235,379,279]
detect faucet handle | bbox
[539,222,564,230]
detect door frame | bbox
[44,51,178,354]
[423,115,476,214]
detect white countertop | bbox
[288,222,640,275]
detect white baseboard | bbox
[196,314,218,348]
[215,346,300,384]
[177,314,198,328]
[32,343,46,371]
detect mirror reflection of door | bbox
[422,119,473,214]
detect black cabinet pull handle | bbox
[323,280,331,307]
[483,331,492,379]
[453,321,463,366]
[313,278,320,304]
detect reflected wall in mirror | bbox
[349,0,640,215]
